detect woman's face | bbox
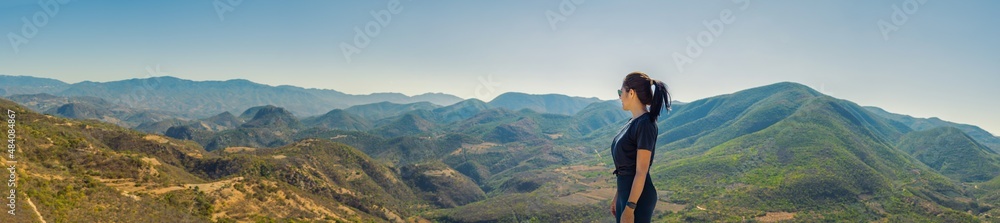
[619,85,633,110]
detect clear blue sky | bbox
[1,0,998,135]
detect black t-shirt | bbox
[611,112,658,175]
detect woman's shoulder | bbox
[634,113,657,128]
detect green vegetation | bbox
[3,81,1000,222]
[897,127,1000,182]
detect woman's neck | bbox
[629,107,648,119]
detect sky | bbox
[1,0,998,135]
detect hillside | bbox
[301,109,373,131]
[3,81,999,222]
[649,94,976,221]
[897,127,1000,182]
[866,106,1000,153]
[8,93,187,128]
[0,98,450,222]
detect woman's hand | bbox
[610,197,617,216]
[621,207,635,223]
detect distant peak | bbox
[736,81,822,97]
[322,109,348,116]
[767,81,814,90]
[215,111,236,117]
[456,98,487,105]
[226,79,255,83]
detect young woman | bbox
[610,72,671,223]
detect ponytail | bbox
[649,80,671,122]
[622,72,671,122]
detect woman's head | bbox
[619,71,671,122]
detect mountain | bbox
[570,100,629,137]
[897,127,1000,182]
[0,98,426,222]
[203,111,243,128]
[370,112,438,138]
[866,106,1000,153]
[7,93,186,128]
[199,106,301,151]
[400,161,486,208]
[487,92,601,115]
[7,80,999,222]
[5,93,108,112]
[345,101,441,121]
[430,99,493,123]
[301,109,372,131]
[57,77,332,118]
[232,138,421,221]
[0,75,464,119]
[411,93,466,107]
[239,105,301,129]
[633,82,979,221]
[0,75,69,96]
[301,89,464,108]
[48,102,114,121]
[442,108,577,144]
[136,118,191,134]
[137,112,243,134]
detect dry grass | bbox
[756,212,795,222]
[223,147,257,153]
[143,135,170,144]
[656,202,686,213]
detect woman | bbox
[610,72,670,223]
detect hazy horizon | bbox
[2,1,998,134]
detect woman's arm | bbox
[610,191,618,215]
[627,149,653,206]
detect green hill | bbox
[400,161,486,208]
[897,127,1000,182]
[487,92,601,115]
[301,109,373,131]
[203,111,244,129]
[430,98,493,123]
[652,96,975,221]
[345,101,441,121]
[570,100,629,137]
[369,112,438,138]
[867,106,1000,153]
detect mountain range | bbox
[2,75,999,222]
[0,75,465,118]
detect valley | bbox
[1,76,998,222]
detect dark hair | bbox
[622,71,671,122]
